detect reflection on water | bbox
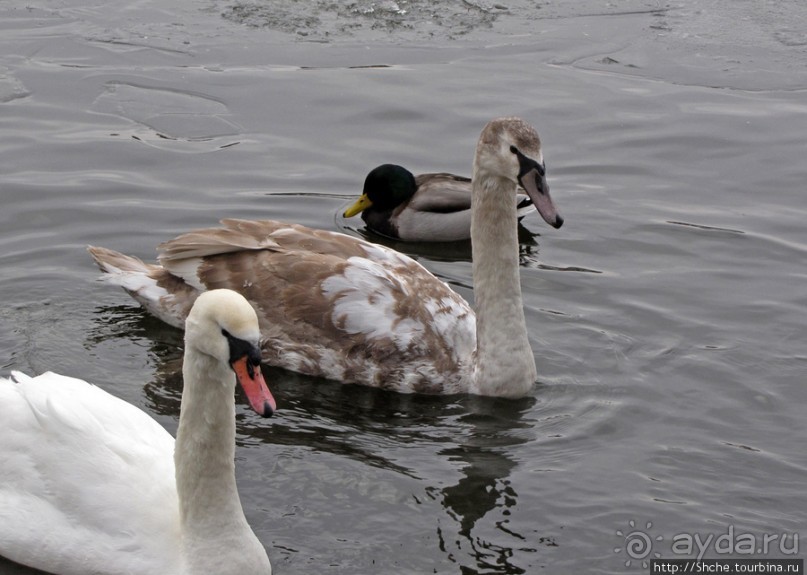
[436,399,544,575]
[86,304,554,573]
[248,386,554,575]
[86,304,185,418]
[3,0,807,572]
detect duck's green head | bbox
[344,164,417,217]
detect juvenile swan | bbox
[88,117,559,398]
[0,289,276,575]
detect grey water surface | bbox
[1,1,806,573]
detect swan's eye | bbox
[509,145,518,155]
[222,328,262,372]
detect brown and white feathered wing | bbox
[91,219,476,394]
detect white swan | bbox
[88,117,559,398]
[0,289,276,575]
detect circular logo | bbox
[615,520,663,568]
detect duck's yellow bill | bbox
[343,194,373,218]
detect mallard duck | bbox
[0,290,274,575]
[343,160,563,241]
[88,117,560,398]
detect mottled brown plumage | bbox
[91,219,476,393]
[90,117,559,397]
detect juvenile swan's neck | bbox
[470,172,538,397]
[174,349,266,575]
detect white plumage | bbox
[0,371,180,575]
[0,289,274,575]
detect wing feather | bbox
[408,173,473,214]
[0,372,179,575]
[94,219,478,392]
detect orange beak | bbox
[232,356,276,417]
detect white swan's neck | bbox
[175,350,269,575]
[470,173,537,397]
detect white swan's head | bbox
[474,117,563,229]
[185,289,276,417]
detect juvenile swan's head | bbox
[473,117,563,229]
